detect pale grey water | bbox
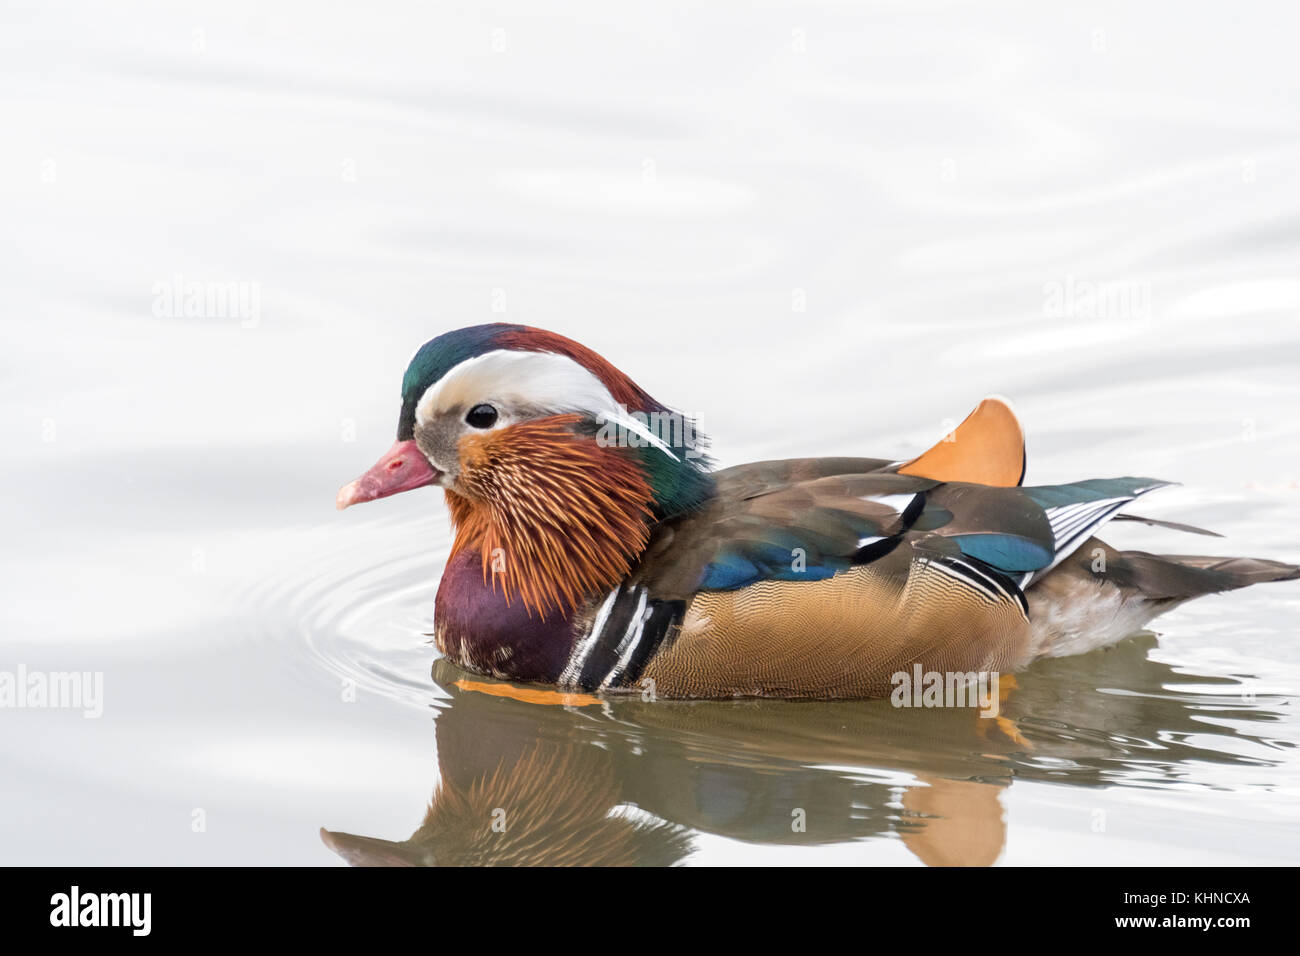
[2,2,1299,864]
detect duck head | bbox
[337,324,712,615]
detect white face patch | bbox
[414,349,677,456]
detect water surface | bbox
[3,1,1299,864]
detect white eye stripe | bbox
[416,350,613,424]
[414,349,678,459]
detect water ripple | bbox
[240,515,451,710]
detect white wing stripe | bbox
[1046,498,1128,544]
[1036,497,1135,580]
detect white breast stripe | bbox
[558,589,618,686]
[601,591,650,689]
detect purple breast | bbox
[434,548,578,683]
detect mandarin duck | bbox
[337,324,1299,700]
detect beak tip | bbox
[336,481,360,511]
[336,440,438,512]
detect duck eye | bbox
[465,403,498,429]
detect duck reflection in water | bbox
[323,637,1285,866]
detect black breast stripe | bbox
[942,555,1031,619]
[575,585,643,691]
[608,598,685,689]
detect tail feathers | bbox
[1111,513,1223,537]
[1029,538,1299,661]
[1108,547,1300,601]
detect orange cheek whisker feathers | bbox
[445,416,655,617]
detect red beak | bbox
[336,439,440,510]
